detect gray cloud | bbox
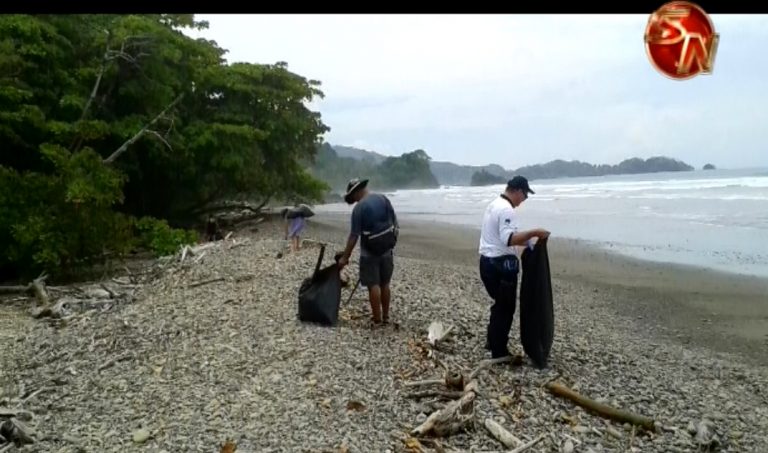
[188,14,768,170]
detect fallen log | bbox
[0,286,31,295]
[545,381,656,431]
[484,418,522,449]
[411,380,478,437]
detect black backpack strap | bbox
[384,195,398,229]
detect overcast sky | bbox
[187,14,768,170]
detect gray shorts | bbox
[359,253,394,288]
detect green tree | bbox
[0,14,330,280]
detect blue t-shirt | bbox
[350,193,397,256]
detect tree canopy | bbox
[1,14,330,280]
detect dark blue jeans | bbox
[479,254,519,358]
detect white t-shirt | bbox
[479,196,520,258]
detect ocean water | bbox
[317,168,768,278]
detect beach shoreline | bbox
[3,213,768,452]
[307,213,768,367]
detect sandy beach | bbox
[1,213,767,452]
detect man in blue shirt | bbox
[338,178,399,328]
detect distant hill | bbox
[332,145,387,165]
[320,145,694,186]
[429,161,510,186]
[515,157,694,180]
[470,169,508,186]
[327,146,510,186]
[308,144,439,194]
[703,163,716,170]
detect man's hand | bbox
[534,228,551,240]
[338,255,349,269]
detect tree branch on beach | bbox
[545,381,657,431]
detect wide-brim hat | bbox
[344,178,369,204]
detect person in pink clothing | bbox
[282,206,308,253]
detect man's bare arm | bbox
[341,235,358,261]
[508,228,549,247]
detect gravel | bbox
[1,219,767,452]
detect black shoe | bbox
[491,349,512,359]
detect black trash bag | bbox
[519,238,555,369]
[297,245,342,326]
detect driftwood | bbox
[427,321,454,347]
[411,380,478,437]
[444,371,464,391]
[403,369,463,391]
[194,198,271,216]
[1,217,254,322]
[403,379,445,388]
[31,299,70,319]
[693,419,720,450]
[0,284,68,296]
[180,245,190,263]
[509,434,545,452]
[469,356,513,380]
[406,389,465,400]
[545,381,656,431]
[187,277,226,289]
[0,274,54,300]
[185,273,255,290]
[0,409,33,421]
[0,286,33,295]
[478,434,545,453]
[19,387,50,406]
[484,418,522,448]
[4,273,136,319]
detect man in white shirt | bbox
[479,176,550,359]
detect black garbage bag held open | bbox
[297,245,342,326]
[519,238,555,369]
